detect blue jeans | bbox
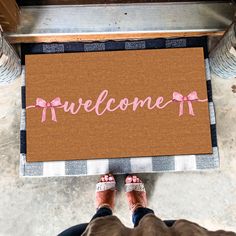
[58,207,175,236]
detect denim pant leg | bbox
[132,207,154,227]
[90,207,112,221]
[132,208,176,228]
[58,223,88,236]
[58,207,112,236]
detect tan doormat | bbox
[25,48,212,162]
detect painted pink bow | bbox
[36,97,62,122]
[172,91,199,116]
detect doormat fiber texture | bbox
[20,37,219,177]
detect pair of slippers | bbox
[96,174,147,212]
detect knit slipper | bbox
[96,174,116,210]
[125,175,147,212]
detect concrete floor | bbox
[0,69,236,236]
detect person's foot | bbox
[125,175,147,212]
[96,174,116,210]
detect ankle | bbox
[97,203,113,211]
[131,204,145,213]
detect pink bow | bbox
[36,97,62,122]
[172,91,198,116]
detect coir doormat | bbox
[20,37,219,176]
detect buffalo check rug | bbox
[20,36,219,177]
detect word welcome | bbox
[26,90,208,122]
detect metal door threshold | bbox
[7,2,235,43]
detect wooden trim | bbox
[17,0,221,5]
[8,31,225,44]
[0,0,19,32]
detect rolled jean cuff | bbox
[91,207,112,222]
[132,207,154,227]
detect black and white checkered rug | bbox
[20,36,219,177]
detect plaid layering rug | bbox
[20,37,219,177]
